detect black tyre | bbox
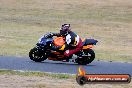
[29,47,47,62]
[77,49,95,65]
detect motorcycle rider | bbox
[48,24,83,61]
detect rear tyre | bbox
[29,47,47,62]
[77,49,95,65]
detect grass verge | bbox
[0,0,132,62]
[0,69,75,79]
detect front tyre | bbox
[77,49,95,65]
[29,47,47,62]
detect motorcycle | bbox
[29,33,98,65]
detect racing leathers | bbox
[51,31,83,57]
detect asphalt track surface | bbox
[0,56,132,75]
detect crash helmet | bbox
[60,24,71,36]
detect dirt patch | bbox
[0,74,131,88]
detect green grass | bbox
[0,70,75,79]
[0,0,132,62]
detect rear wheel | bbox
[77,49,95,65]
[29,47,47,62]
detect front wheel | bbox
[29,47,47,62]
[76,49,95,65]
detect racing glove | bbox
[44,32,53,38]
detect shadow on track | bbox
[27,60,96,67]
